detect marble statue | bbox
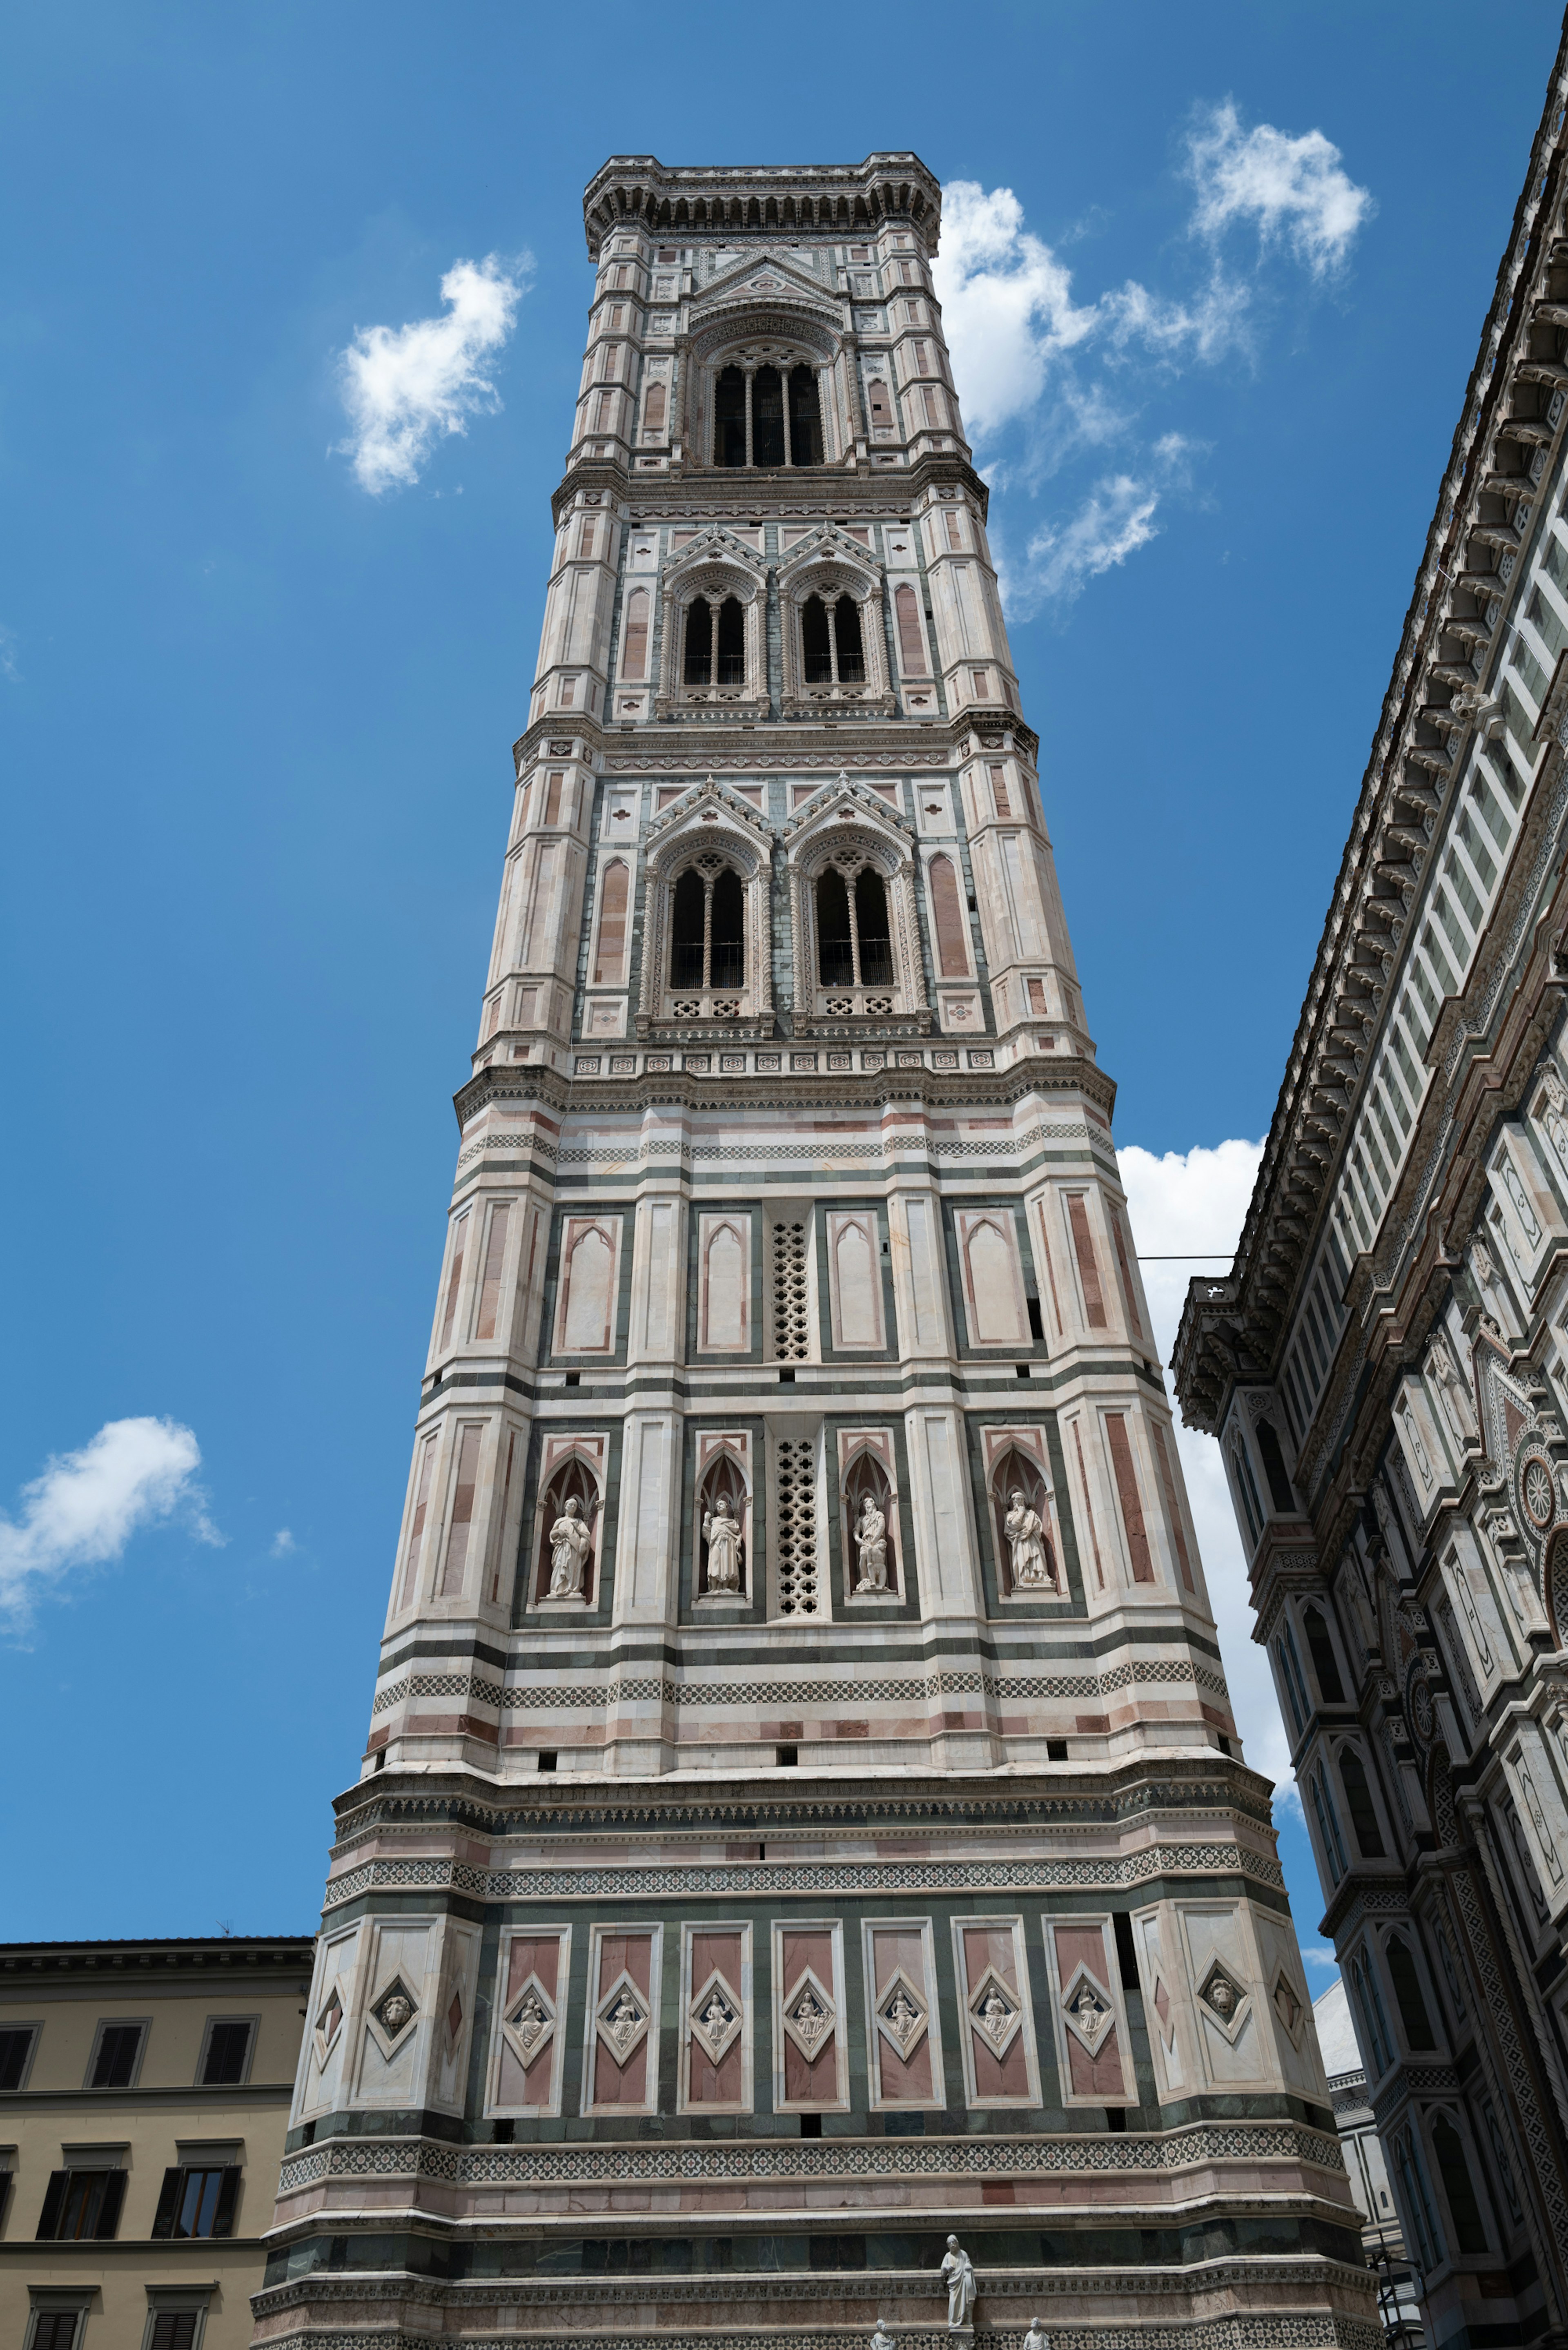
[703,1492,743,1590]
[1004,1489,1052,1587]
[855,1496,889,1590]
[940,2236,976,2330]
[548,1496,592,1597]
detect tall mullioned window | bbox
[670,862,744,993]
[683,596,746,687]
[713,363,822,466]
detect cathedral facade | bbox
[1175,31,1568,2350]
[253,154,1370,2350]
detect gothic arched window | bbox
[712,361,823,466]
[670,860,744,994]
[684,595,746,687]
[800,592,865,689]
[814,864,893,988]
[1338,1747,1386,1859]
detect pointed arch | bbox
[534,1454,600,1605]
[991,1446,1056,1596]
[843,1444,898,1597]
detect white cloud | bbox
[934,182,1245,448]
[0,1417,212,1630]
[271,1527,296,1557]
[1115,1140,1294,1790]
[0,626,19,683]
[1187,100,1373,277]
[336,253,530,495]
[936,112,1369,615]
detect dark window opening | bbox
[776,1743,798,1767]
[753,366,786,466]
[493,2117,515,2143]
[799,2112,822,2137]
[715,365,747,466]
[684,596,713,685]
[1113,1910,1140,1990]
[1105,2107,1127,2132]
[0,2027,34,2091]
[817,867,853,985]
[671,869,706,987]
[90,2023,143,2089]
[834,597,865,682]
[1256,1419,1295,1513]
[538,1750,558,1773]
[802,594,833,684]
[1340,1749,1386,1859]
[1014,1363,1031,1379]
[1216,1732,1233,1756]
[1385,1934,1436,2048]
[201,2019,253,2086]
[563,1370,581,1389]
[1046,1737,1069,1760]
[710,866,744,988]
[1026,1296,1045,1342]
[854,868,891,980]
[715,596,745,685]
[789,366,822,464]
[1432,2114,1489,2253]
[778,1367,795,1384]
[1304,1607,1345,1703]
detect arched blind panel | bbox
[593,862,629,985]
[643,381,666,433]
[621,588,649,680]
[929,854,968,978]
[894,584,926,674]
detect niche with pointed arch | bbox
[534,1454,601,1607]
[991,1446,1058,1598]
[695,1446,750,1602]
[842,1443,900,1601]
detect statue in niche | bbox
[548,1496,592,1597]
[1005,1489,1053,1588]
[1541,1066,1568,1170]
[940,2237,976,2331]
[703,1490,743,1591]
[854,1496,889,1591]
[1428,1339,1474,1444]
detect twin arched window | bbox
[684,596,746,687]
[671,860,744,992]
[714,364,823,467]
[801,593,864,687]
[815,866,892,987]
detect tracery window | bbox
[670,859,744,992]
[801,593,865,687]
[684,595,746,687]
[713,362,823,466]
[815,866,893,987]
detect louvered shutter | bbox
[94,2167,127,2238]
[212,2165,241,2237]
[151,2165,182,2237]
[35,2169,67,2239]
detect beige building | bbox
[0,1938,313,2350]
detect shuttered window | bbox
[36,2167,126,2241]
[1104,1413,1154,1583]
[151,2163,240,2239]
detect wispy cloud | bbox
[0,626,20,683]
[937,107,1370,614]
[1115,1140,1295,1793]
[0,1417,218,1631]
[336,253,530,495]
[1187,100,1374,277]
[270,1527,296,1557]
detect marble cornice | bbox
[548,449,992,531]
[451,1052,1116,1133]
[1174,27,1568,1438]
[581,152,943,259]
[328,1755,1277,1841]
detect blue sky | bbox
[2,1,1555,1965]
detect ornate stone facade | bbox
[252,153,1369,2350]
[1175,32,1568,2350]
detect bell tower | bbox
[254,154,1372,2350]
